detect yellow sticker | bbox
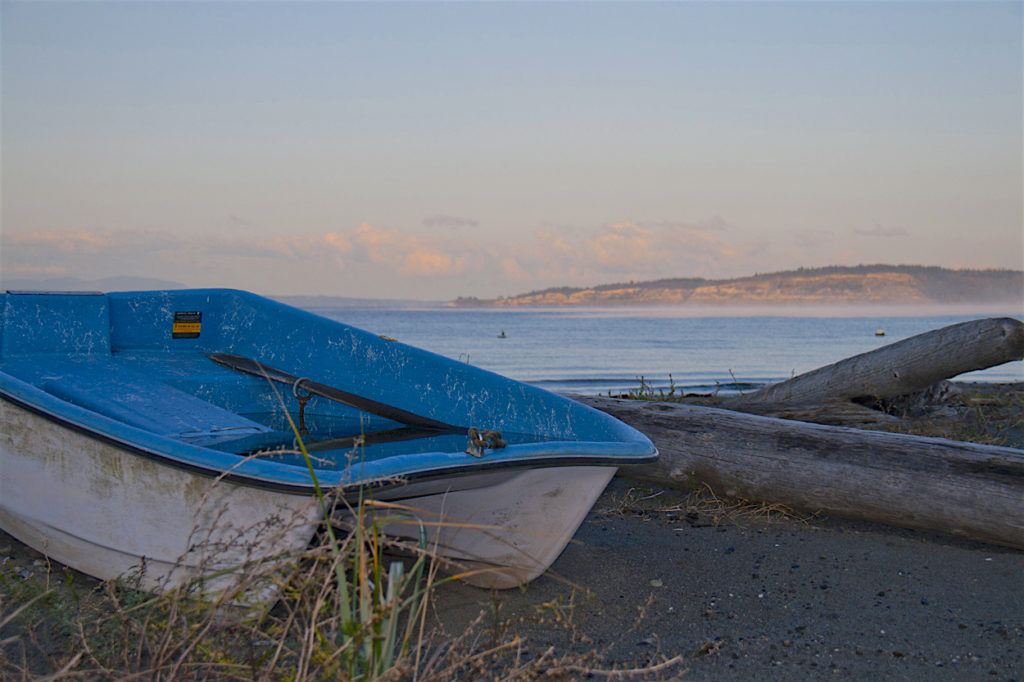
[172,311,202,338]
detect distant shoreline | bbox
[451,264,1024,309]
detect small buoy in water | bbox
[875,328,886,337]
[498,330,507,339]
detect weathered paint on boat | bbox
[1,397,320,593]
[372,466,616,588]
[0,289,656,592]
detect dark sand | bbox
[2,477,1022,679]
[4,383,1023,678]
[425,384,1024,679]
[429,478,1024,680]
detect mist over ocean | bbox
[310,306,1024,396]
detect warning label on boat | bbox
[172,311,202,338]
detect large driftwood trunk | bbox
[728,317,1024,407]
[577,395,1024,550]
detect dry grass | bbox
[0,365,704,680]
[600,483,814,528]
[1,460,689,681]
[0,498,434,680]
[414,610,685,681]
[415,585,686,681]
[864,384,1024,448]
[3,373,438,679]
[0,501,688,681]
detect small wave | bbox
[526,378,770,396]
[685,382,765,392]
[530,377,644,386]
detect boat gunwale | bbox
[0,382,658,497]
[0,288,657,495]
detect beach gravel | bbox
[431,477,1024,680]
[2,478,1022,679]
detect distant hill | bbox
[2,276,187,292]
[451,265,1024,308]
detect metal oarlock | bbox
[292,376,312,435]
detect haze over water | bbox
[313,307,1024,396]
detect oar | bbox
[209,352,458,431]
[305,426,454,453]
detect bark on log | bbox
[726,399,900,427]
[576,395,1024,550]
[728,317,1024,407]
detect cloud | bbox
[528,229,588,281]
[3,224,476,282]
[793,229,835,249]
[2,215,762,295]
[203,223,471,277]
[6,228,192,256]
[498,256,530,281]
[640,216,731,232]
[6,229,114,254]
[203,234,330,260]
[422,214,479,229]
[590,220,743,272]
[589,222,659,271]
[518,219,755,282]
[402,250,459,276]
[854,223,909,238]
[323,232,352,255]
[534,229,576,259]
[346,223,468,276]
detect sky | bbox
[1,1,1021,299]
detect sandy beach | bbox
[4,474,1022,679]
[431,477,1024,679]
[423,381,1023,678]
[3,381,1022,678]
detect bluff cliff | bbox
[452,265,1024,307]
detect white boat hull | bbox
[1,398,616,593]
[370,466,616,588]
[0,398,323,594]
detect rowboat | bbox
[0,289,656,593]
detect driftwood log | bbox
[577,395,1024,550]
[728,317,1024,407]
[716,399,901,427]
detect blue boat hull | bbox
[0,289,656,589]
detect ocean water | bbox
[311,307,1024,396]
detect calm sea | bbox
[310,307,1024,396]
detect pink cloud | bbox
[401,249,459,276]
[3,214,766,294]
[510,219,758,284]
[589,222,658,270]
[6,229,112,254]
[323,232,353,255]
[499,256,530,281]
[347,223,467,277]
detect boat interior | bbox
[0,290,654,487]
